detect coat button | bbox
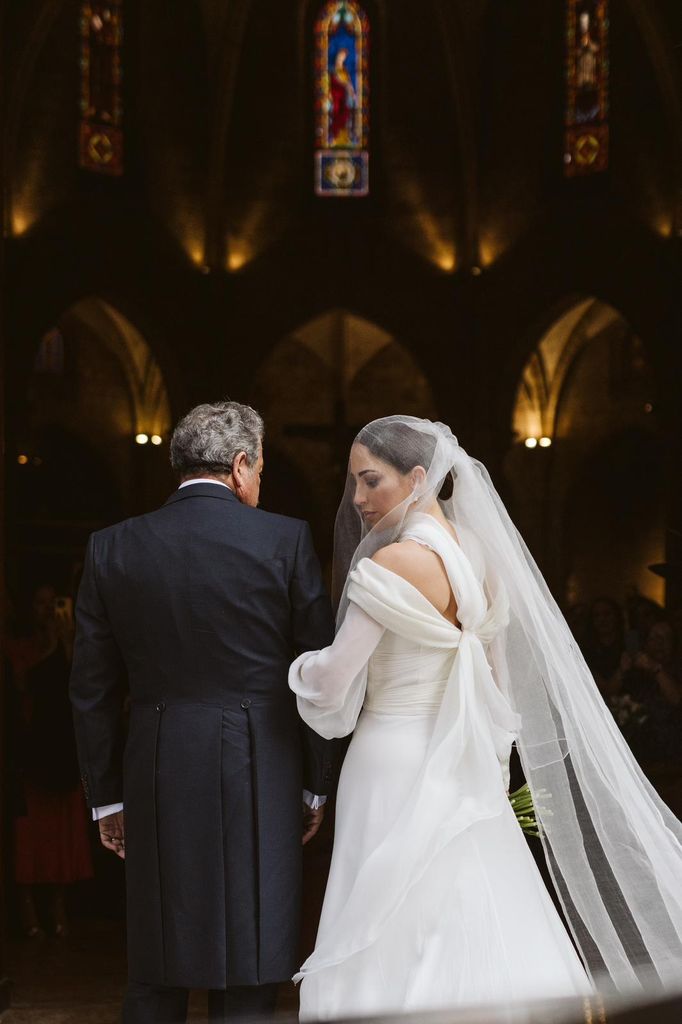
[156,701,166,712]
[240,699,252,710]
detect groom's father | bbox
[70,401,337,1022]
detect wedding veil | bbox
[332,415,682,994]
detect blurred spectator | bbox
[565,602,590,648]
[610,619,682,764]
[625,592,664,647]
[5,583,93,939]
[582,597,625,697]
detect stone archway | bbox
[251,309,436,565]
[9,297,174,588]
[59,297,172,442]
[506,298,663,605]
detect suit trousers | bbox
[121,981,279,1023]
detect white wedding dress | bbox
[290,515,592,1020]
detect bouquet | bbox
[509,782,542,838]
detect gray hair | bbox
[169,400,264,478]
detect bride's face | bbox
[349,443,424,527]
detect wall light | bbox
[135,434,149,445]
[524,437,538,449]
[228,246,250,272]
[151,435,163,446]
[11,208,36,237]
[538,436,552,448]
[435,249,456,272]
[17,454,28,465]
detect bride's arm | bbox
[289,602,385,739]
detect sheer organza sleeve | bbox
[289,602,385,740]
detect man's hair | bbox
[169,400,264,479]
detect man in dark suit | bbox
[70,401,337,1022]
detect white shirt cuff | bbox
[302,790,327,810]
[92,802,124,821]
[95,794,325,818]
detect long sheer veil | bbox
[332,415,682,994]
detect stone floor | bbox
[0,791,334,1023]
[2,918,300,1023]
[4,918,130,1024]
[4,919,682,1024]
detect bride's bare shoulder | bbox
[371,541,439,589]
[372,542,457,621]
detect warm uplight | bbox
[538,436,552,448]
[185,238,205,267]
[11,209,32,237]
[524,438,538,449]
[411,207,456,272]
[227,246,250,272]
[151,435,163,446]
[135,434,149,445]
[17,454,29,465]
[478,233,505,269]
[435,248,456,272]
[654,216,673,239]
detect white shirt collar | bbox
[178,478,231,491]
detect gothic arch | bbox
[251,309,436,554]
[16,296,174,518]
[59,297,172,440]
[511,298,645,444]
[507,296,662,600]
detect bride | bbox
[289,416,682,1021]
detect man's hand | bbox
[302,803,325,845]
[99,810,125,859]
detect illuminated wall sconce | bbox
[524,436,553,449]
[135,433,149,445]
[436,251,456,273]
[228,247,250,272]
[538,436,552,448]
[151,435,163,446]
[17,454,29,465]
[524,437,538,449]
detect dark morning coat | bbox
[69,482,337,989]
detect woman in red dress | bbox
[6,584,93,938]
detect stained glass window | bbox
[79,2,124,175]
[314,1,369,197]
[564,1,609,177]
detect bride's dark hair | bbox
[354,421,454,501]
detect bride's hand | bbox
[302,804,325,845]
